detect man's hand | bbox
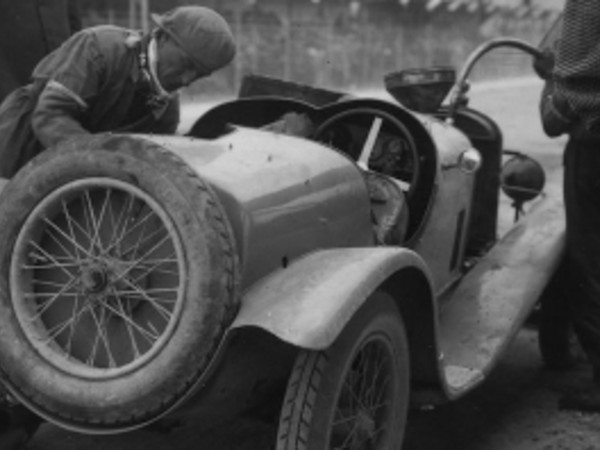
[533,49,555,80]
[539,81,577,137]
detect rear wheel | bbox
[0,134,238,429]
[276,292,409,450]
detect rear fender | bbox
[231,248,438,356]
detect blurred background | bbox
[38,0,568,100]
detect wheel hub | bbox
[355,409,376,437]
[81,265,108,293]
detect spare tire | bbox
[0,134,239,431]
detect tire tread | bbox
[0,136,240,428]
[277,351,327,450]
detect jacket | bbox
[0,25,179,178]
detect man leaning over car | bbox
[0,5,236,179]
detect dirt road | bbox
[28,80,600,450]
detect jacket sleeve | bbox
[31,82,90,147]
[31,32,104,147]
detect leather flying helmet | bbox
[151,6,236,75]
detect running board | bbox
[436,191,565,400]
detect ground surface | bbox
[27,79,600,449]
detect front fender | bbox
[231,247,435,350]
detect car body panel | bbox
[231,246,435,350]
[442,107,504,256]
[408,117,477,293]
[144,131,374,288]
[436,187,565,400]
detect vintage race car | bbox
[0,38,564,449]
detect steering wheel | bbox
[313,108,420,197]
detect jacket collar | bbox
[124,30,144,83]
[147,38,170,98]
[124,30,173,119]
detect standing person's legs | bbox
[539,258,574,369]
[560,135,600,411]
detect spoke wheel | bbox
[11,179,185,378]
[277,292,409,450]
[0,135,238,430]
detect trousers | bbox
[563,134,600,375]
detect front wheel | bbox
[276,292,410,450]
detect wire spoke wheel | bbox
[0,136,237,429]
[277,293,409,450]
[331,338,395,449]
[11,178,185,378]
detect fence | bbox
[81,6,560,100]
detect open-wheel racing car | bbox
[0,37,564,449]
